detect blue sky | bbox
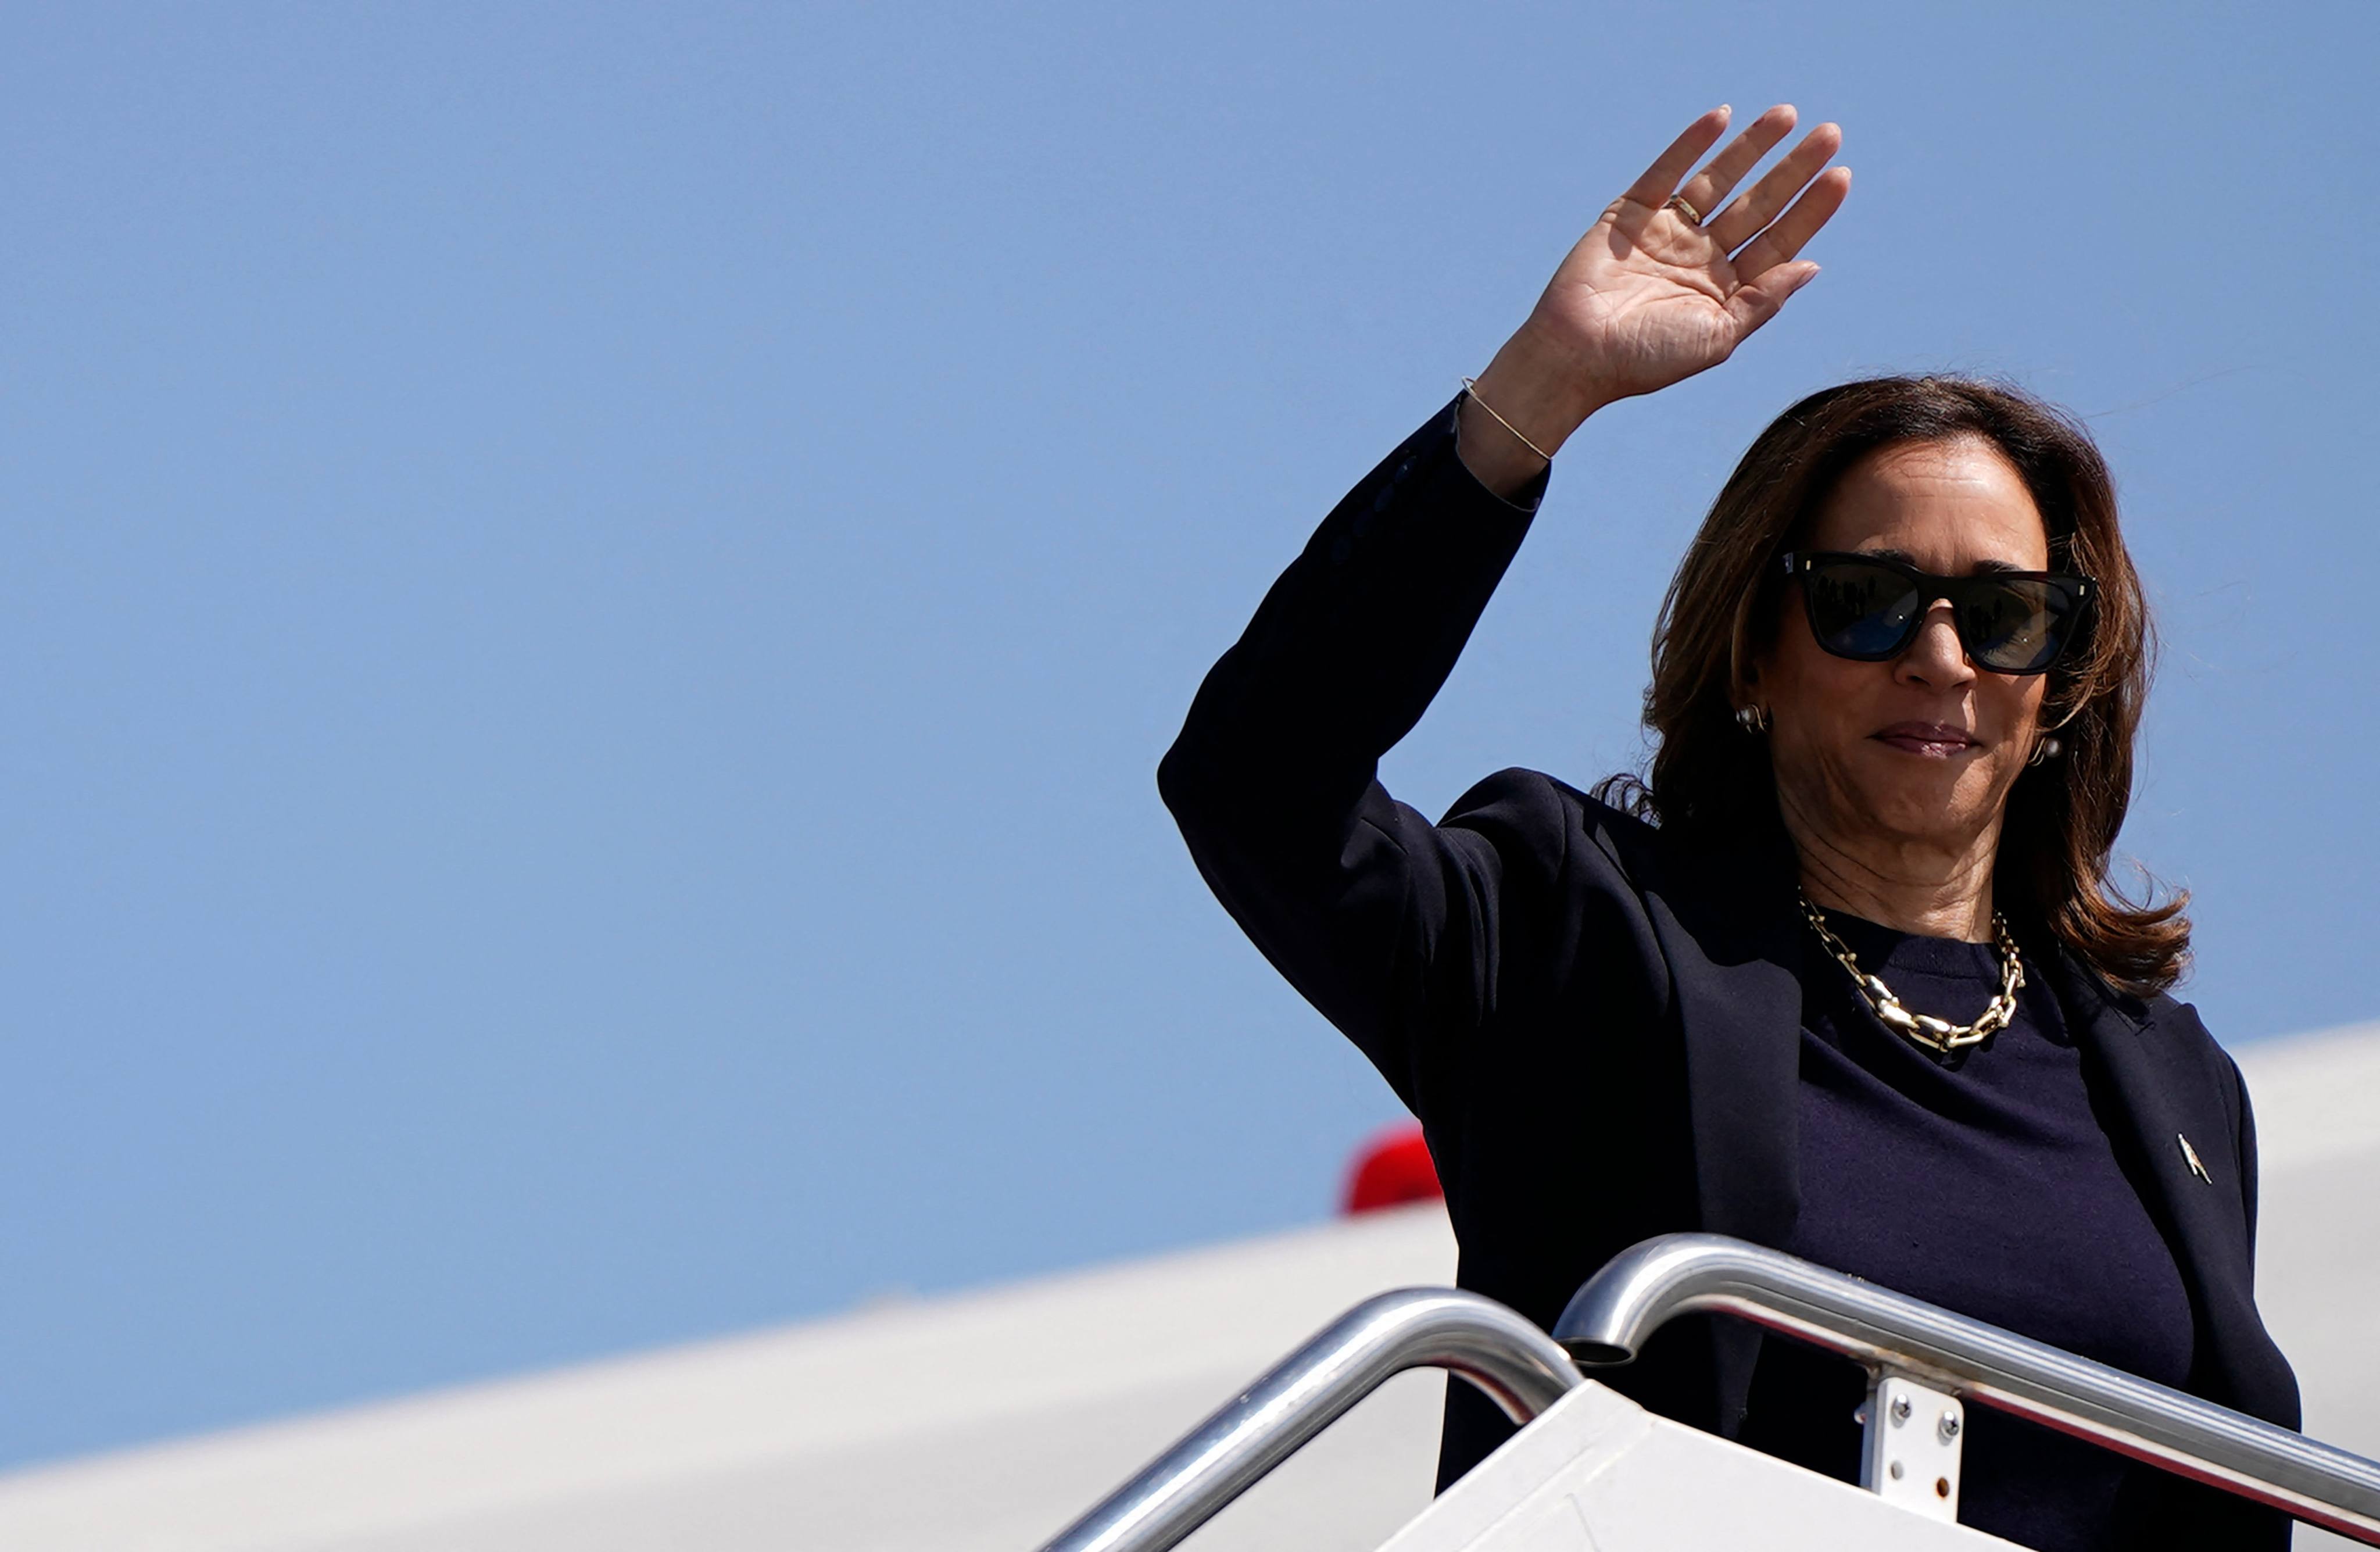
[3,3,2375,1468]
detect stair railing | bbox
[1035,1234,2380,1550]
[1031,1286,1579,1552]
[1558,1233,2380,1544]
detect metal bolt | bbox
[1889,1460,1905,1480]
[1938,1411,1962,1442]
[1889,1394,1912,1424]
[1936,1477,1952,1499]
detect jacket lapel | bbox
[2044,948,2289,1419]
[1663,906,1805,1246]
[1641,836,1806,1435]
[1643,831,1808,1247]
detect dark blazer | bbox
[1158,396,2302,1546]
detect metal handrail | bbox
[1555,1233,2380,1545]
[1031,1286,1581,1552]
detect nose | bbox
[1893,599,1976,689]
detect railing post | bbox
[1858,1371,1966,1523]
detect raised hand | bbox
[1460,106,1850,494]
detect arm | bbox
[1157,399,1556,1120]
[1161,105,1850,1120]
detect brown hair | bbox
[1618,374,2187,996]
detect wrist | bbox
[1453,327,1606,500]
[1473,324,1608,448]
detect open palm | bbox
[1534,105,1850,411]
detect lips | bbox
[1871,721,1981,758]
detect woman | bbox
[1157,106,2300,1551]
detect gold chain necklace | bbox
[1796,890,2024,1055]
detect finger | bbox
[1703,121,1843,252]
[1673,105,1796,225]
[1621,105,1732,209]
[1724,260,1822,339]
[1729,166,1852,279]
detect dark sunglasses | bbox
[1780,551,2095,675]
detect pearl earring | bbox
[2029,735,2063,767]
[1735,705,1770,735]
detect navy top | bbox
[1740,910,2198,1552]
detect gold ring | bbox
[1663,193,1704,226]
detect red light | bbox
[1340,1122,1443,1215]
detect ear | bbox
[1737,641,1774,704]
[1724,661,1760,723]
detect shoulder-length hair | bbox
[1623,374,2186,996]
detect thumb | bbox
[1724,262,1821,339]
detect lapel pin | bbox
[2178,1133,2214,1185]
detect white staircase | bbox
[1379,1380,2010,1551]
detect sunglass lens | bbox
[1960,580,2071,673]
[1805,561,1921,659]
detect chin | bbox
[1839,760,1996,838]
[1852,774,2010,846]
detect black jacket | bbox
[1157,396,2301,1546]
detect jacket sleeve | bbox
[1155,395,1567,1125]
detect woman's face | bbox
[1755,435,2051,860]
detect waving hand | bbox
[1461,106,1850,494]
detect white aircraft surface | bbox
[2,1021,2374,1551]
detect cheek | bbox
[1983,677,2048,741]
[1764,632,1875,731]
[1762,646,1885,795]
